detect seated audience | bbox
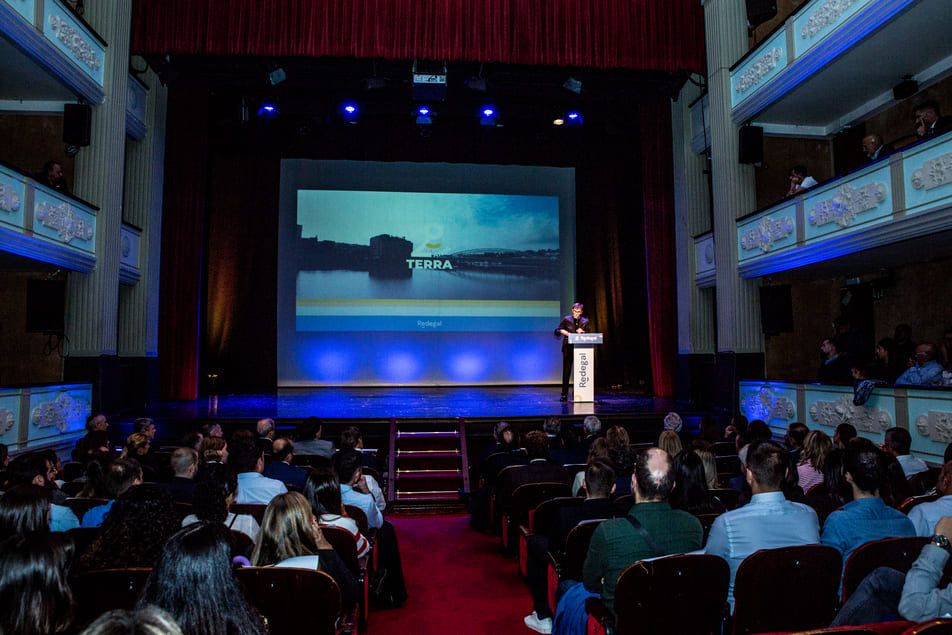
[862,133,894,161]
[581,415,603,452]
[821,443,915,571]
[5,452,78,531]
[908,462,952,536]
[79,607,183,635]
[871,338,903,384]
[797,430,831,492]
[882,426,929,478]
[37,159,70,193]
[785,422,809,463]
[834,422,858,449]
[304,469,370,558]
[555,420,585,466]
[705,440,820,608]
[699,415,721,445]
[896,343,945,386]
[670,450,727,515]
[255,418,276,455]
[81,458,144,528]
[334,449,383,529]
[524,460,617,634]
[572,438,610,496]
[563,448,701,629]
[695,449,719,490]
[251,491,358,608]
[606,426,634,496]
[200,422,223,438]
[0,533,74,635]
[77,484,180,572]
[787,164,818,196]
[230,440,286,504]
[181,431,203,453]
[134,417,157,440]
[818,337,852,383]
[262,438,309,490]
[163,448,199,503]
[138,522,267,635]
[495,431,567,515]
[72,413,110,463]
[183,463,259,541]
[833,516,952,625]
[340,425,381,473]
[294,417,335,459]
[199,436,228,465]
[120,433,155,480]
[803,448,852,525]
[915,100,952,138]
[657,430,682,457]
[0,484,50,539]
[472,421,527,529]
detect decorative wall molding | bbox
[125,74,147,140]
[807,182,886,228]
[911,151,952,191]
[0,384,90,450]
[736,48,784,96]
[809,394,892,432]
[30,391,86,433]
[800,0,861,40]
[36,198,94,243]
[915,410,952,444]
[47,13,101,74]
[740,214,795,252]
[742,384,796,423]
[0,182,21,213]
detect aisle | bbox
[370,513,528,634]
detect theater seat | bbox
[321,525,366,627]
[586,554,728,635]
[546,519,605,617]
[841,537,930,603]
[235,567,341,635]
[899,494,941,515]
[63,497,110,523]
[903,619,952,634]
[732,545,841,635]
[503,481,570,552]
[72,567,152,627]
[230,503,267,524]
[65,526,101,560]
[518,496,583,577]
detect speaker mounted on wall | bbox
[63,103,92,147]
[739,125,764,165]
[746,0,778,29]
[26,279,66,334]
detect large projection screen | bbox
[277,160,576,386]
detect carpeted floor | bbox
[370,513,529,634]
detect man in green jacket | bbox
[582,447,703,612]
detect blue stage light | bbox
[565,111,583,126]
[341,102,359,124]
[479,105,498,127]
[482,107,495,117]
[416,105,433,125]
[343,104,357,115]
[257,102,279,118]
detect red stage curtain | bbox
[640,98,677,397]
[131,0,705,74]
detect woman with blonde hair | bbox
[797,429,832,492]
[119,433,150,461]
[251,492,358,608]
[694,449,719,489]
[658,430,683,457]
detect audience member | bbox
[581,415,602,451]
[787,164,818,196]
[797,430,832,492]
[571,438,610,496]
[81,458,144,527]
[230,440,286,504]
[38,159,70,193]
[523,459,617,634]
[334,449,383,529]
[495,431,567,514]
[180,432,203,453]
[472,421,527,529]
[705,440,820,608]
[894,324,916,369]
[862,133,894,161]
[133,417,157,440]
[5,452,79,531]
[882,427,928,478]
[200,422,223,438]
[183,463,259,541]
[78,484,180,572]
[785,422,809,463]
[163,448,198,503]
[73,413,111,463]
[940,328,952,369]
[821,443,915,572]
[834,423,858,449]
[555,423,585,466]
[657,430,682,457]
[255,418,275,455]
[896,343,944,386]
[262,438,309,490]
[0,484,50,539]
[803,448,852,525]
[0,533,74,635]
[304,469,370,557]
[908,462,952,537]
[340,425,381,473]
[914,100,952,138]
[120,433,155,480]
[818,338,852,383]
[294,417,335,459]
[251,491,358,608]
[699,415,721,444]
[199,436,228,464]
[138,522,267,635]
[79,606,184,635]
[872,338,903,383]
[695,449,719,489]
[605,426,634,495]
[670,450,727,515]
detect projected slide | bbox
[277,160,575,386]
[295,190,560,333]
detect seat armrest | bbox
[585,597,614,632]
[519,524,532,538]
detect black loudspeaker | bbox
[63,104,92,147]
[746,0,778,29]
[739,126,764,164]
[760,285,793,336]
[26,279,66,334]
[893,79,919,101]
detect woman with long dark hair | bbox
[670,451,727,515]
[182,463,258,541]
[0,533,74,634]
[139,522,266,635]
[0,484,50,539]
[303,469,370,557]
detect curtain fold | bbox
[132,0,705,74]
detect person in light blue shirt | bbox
[4,451,81,532]
[335,449,383,529]
[705,440,820,609]
[230,441,287,505]
[81,458,144,527]
[909,463,952,537]
[822,444,915,575]
[896,344,945,386]
[882,427,929,479]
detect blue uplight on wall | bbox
[257,102,279,118]
[341,102,359,124]
[479,105,498,126]
[416,105,433,125]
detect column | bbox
[64,0,132,409]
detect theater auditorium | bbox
[1,0,952,633]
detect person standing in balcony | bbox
[37,160,70,194]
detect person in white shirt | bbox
[909,462,952,537]
[229,440,287,505]
[786,164,818,197]
[304,468,371,558]
[183,463,260,541]
[882,427,929,479]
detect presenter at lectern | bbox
[555,303,591,401]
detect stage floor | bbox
[141,385,692,421]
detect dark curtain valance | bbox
[132,0,704,74]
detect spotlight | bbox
[479,105,498,126]
[341,102,359,124]
[257,102,279,118]
[268,67,286,86]
[562,77,582,94]
[416,105,433,125]
[552,117,565,126]
[566,111,583,126]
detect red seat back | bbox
[841,537,930,603]
[560,519,606,580]
[343,504,369,536]
[899,494,941,515]
[511,482,572,529]
[320,525,360,574]
[236,567,340,635]
[73,567,152,627]
[530,496,584,533]
[230,503,267,524]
